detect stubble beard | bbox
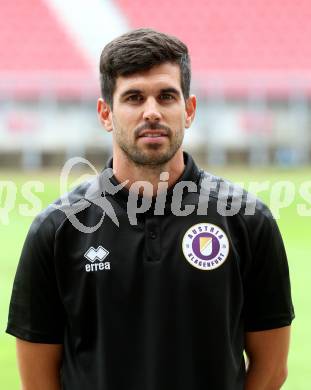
[115,126,184,167]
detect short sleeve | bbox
[243,205,295,332]
[6,211,65,343]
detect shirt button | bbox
[149,231,157,239]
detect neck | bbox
[112,149,185,197]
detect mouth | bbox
[138,130,168,138]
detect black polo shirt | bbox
[7,152,294,390]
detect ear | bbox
[185,95,196,128]
[97,98,113,132]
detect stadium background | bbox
[0,0,310,388]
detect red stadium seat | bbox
[0,0,96,98]
[115,0,311,96]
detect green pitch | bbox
[0,167,310,389]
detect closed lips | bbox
[138,130,167,137]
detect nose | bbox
[142,97,162,122]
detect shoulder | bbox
[28,174,101,238]
[198,170,277,231]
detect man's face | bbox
[99,63,196,166]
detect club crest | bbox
[182,223,229,271]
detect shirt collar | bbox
[103,151,202,213]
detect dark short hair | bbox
[99,28,191,108]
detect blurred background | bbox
[0,0,310,388]
[1,0,311,168]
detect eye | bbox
[126,94,144,102]
[159,93,175,101]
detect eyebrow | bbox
[120,87,181,99]
[159,87,181,96]
[120,89,142,99]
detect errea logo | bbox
[84,246,111,272]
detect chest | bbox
[55,214,244,309]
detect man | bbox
[7,28,294,389]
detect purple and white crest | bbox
[182,223,229,271]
